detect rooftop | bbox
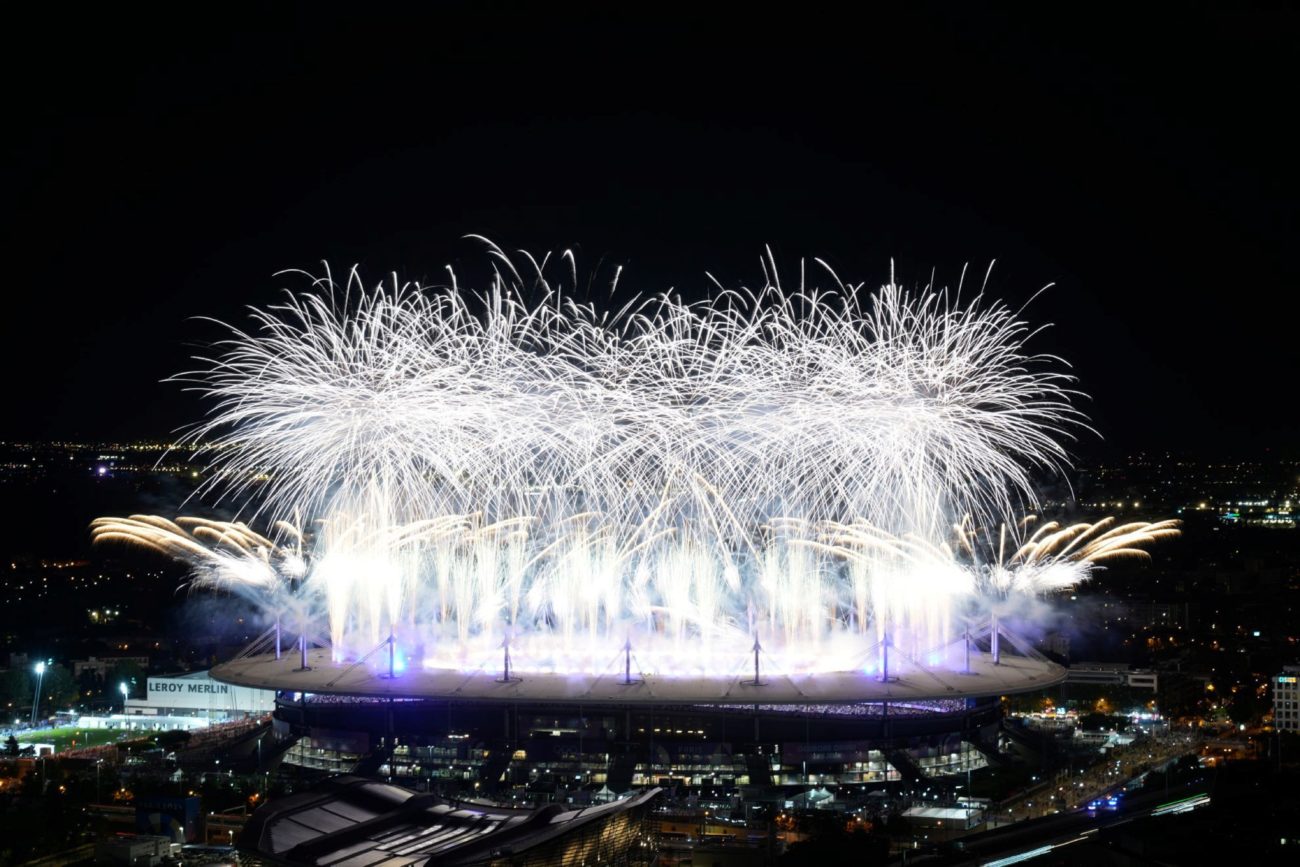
[241,775,660,866]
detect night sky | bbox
[5,3,1297,456]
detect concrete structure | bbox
[76,713,209,732]
[124,670,275,720]
[93,835,181,866]
[209,628,1057,798]
[902,804,984,831]
[240,775,660,865]
[1065,662,1157,691]
[1274,665,1300,734]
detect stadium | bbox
[91,250,1176,847]
[209,617,1061,805]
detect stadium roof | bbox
[214,644,1066,705]
[241,775,660,866]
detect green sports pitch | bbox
[22,726,129,753]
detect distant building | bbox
[1066,662,1158,691]
[1274,666,1300,734]
[124,670,274,720]
[94,835,181,866]
[72,655,149,679]
[1040,632,1070,660]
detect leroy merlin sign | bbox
[140,672,275,712]
[149,680,230,695]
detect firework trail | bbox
[94,246,1176,675]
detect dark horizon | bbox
[5,4,1297,456]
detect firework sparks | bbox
[94,248,1176,675]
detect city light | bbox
[31,660,48,726]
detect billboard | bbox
[141,671,275,714]
[134,795,201,842]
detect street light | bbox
[30,661,47,727]
[119,682,129,712]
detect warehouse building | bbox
[124,669,276,720]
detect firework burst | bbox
[95,247,1175,675]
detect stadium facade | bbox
[214,629,1062,805]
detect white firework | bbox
[96,246,1175,674]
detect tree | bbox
[76,667,103,697]
[155,729,192,752]
[112,659,146,695]
[780,813,890,866]
[0,668,32,711]
[1227,688,1262,726]
[40,664,80,712]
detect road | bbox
[896,744,1211,865]
[989,732,1199,823]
